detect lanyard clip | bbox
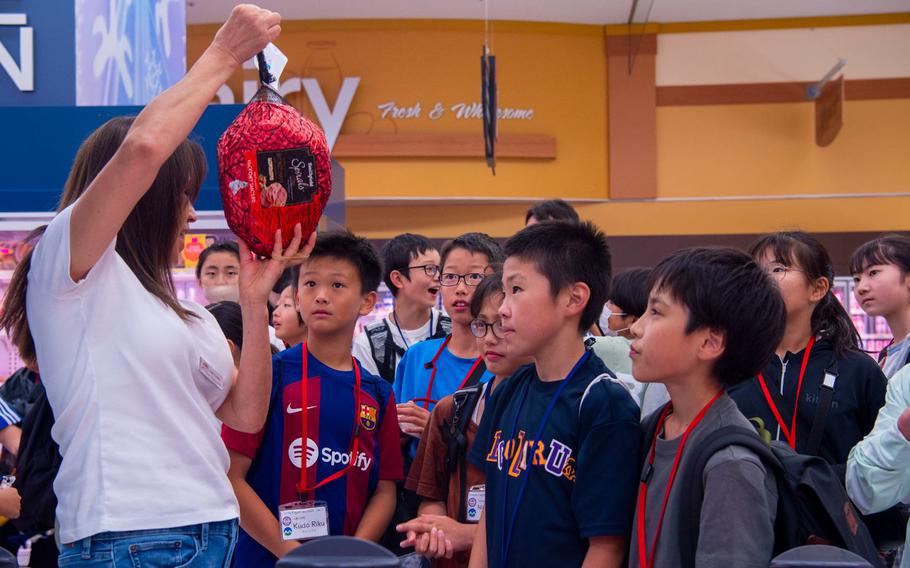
[640,463,654,484]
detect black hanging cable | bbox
[481,0,497,175]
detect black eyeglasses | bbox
[440,272,485,287]
[470,318,505,339]
[408,264,440,277]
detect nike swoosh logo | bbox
[287,404,318,414]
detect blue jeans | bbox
[57,519,238,567]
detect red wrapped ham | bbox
[217,80,332,257]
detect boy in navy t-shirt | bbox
[468,221,641,568]
[223,232,404,567]
[394,233,502,440]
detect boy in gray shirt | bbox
[626,248,783,568]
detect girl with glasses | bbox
[727,232,895,549]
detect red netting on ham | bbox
[217,86,332,257]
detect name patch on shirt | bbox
[198,357,225,390]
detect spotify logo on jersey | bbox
[288,437,320,468]
[287,437,373,472]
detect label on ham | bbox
[217,85,332,257]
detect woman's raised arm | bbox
[69,4,281,281]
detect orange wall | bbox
[188,21,609,201]
[188,20,910,239]
[657,99,910,198]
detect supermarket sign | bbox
[0,1,74,105]
[0,104,242,214]
[0,0,185,107]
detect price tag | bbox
[278,500,329,541]
[250,42,289,82]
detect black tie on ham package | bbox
[217,52,331,258]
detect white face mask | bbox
[599,306,628,337]
[203,284,240,304]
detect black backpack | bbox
[439,365,489,523]
[642,409,883,568]
[0,368,42,420]
[366,315,452,383]
[12,389,60,534]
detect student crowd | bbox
[0,6,909,568]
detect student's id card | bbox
[466,484,485,523]
[278,500,329,541]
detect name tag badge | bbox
[278,500,329,541]
[466,484,485,523]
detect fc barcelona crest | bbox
[360,404,378,431]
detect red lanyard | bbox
[755,336,815,449]
[416,335,483,410]
[878,338,894,369]
[296,342,362,498]
[637,390,723,568]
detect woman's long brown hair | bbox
[0,117,206,364]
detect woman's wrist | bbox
[190,43,243,89]
[202,41,244,71]
[239,294,270,311]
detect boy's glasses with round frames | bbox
[408,264,440,277]
[440,272,486,287]
[470,318,505,339]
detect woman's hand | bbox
[210,5,282,68]
[238,224,316,306]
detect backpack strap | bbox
[804,359,838,457]
[365,321,403,384]
[577,368,620,417]
[676,426,781,567]
[434,314,453,339]
[442,385,484,522]
[462,359,488,391]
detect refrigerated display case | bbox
[833,276,893,357]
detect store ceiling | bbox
[186,0,910,25]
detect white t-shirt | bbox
[26,206,238,543]
[353,308,445,378]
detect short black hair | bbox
[273,267,297,296]
[439,232,504,272]
[207,301,243,350]
[504,221,611,333]
[380,233,435,297]
[470,273,505,318]
[525,199,580,224]
[305,230,381,294]
[850,234,910,275]
[649,247,785,387]
[196,240,240,281]
[610,267,652,318]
